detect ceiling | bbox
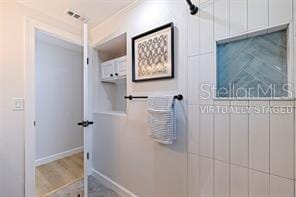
[17,0,137,29]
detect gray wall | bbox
[35,32,83,160]
[91,1,188,196]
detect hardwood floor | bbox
[35,152,84,197]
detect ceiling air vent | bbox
[64,9,89,23]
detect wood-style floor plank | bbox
[35,152,84,197]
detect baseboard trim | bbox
[91,169,138,197]
[35,146,83,166]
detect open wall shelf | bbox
[93,33,127,114]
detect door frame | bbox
[24,17,85,197]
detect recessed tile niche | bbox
[216,29,288,98]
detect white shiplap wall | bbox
[188,0,295,196]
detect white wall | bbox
[35,32,83,160]
[91,0,296,197]
[1,0,295,196]
[0,1,81,196]
[188,0,296,197]
[91,1,188,197]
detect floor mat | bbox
[88,175,120,197]
[45,175,120,197]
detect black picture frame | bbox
[132,22,175,82]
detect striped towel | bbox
[147,96,176,144]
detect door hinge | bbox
[87,152,89,160]
[87,57,89,65]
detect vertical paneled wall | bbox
[91,1,188,196]
[188,0,295,196]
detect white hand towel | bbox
[147,96,176,144]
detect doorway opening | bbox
[34,31,84,196]
[25,19,123,197]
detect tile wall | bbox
[188,0,295,196]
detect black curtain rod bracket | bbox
[124,94,183,101]
[185,0,199,15]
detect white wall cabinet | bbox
[101,60,115,80]
[115,56,127,77]
[101,56,126,81]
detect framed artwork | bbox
[132,22,174,82]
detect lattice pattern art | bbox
[132,23,174,82]
[137,35,169,77]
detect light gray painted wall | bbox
[35,32,83,160]
[91,1,188,197]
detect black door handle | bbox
[77,120,94,127]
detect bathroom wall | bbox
[92,0,296,196]
[188,0,296,197]
[90,1,188,196]
[0,2,81,196]
[0,0,292,196]
[35,32,83,161]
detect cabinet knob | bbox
[110,74,113,77]
[115,73,118,76]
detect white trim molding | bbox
[91,169,138,197]
[35,146,83,167]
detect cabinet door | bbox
[115,56,127,77]
[101,60,114,80]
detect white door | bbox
[81,23,92,197]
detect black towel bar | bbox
[124,94,183,101]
